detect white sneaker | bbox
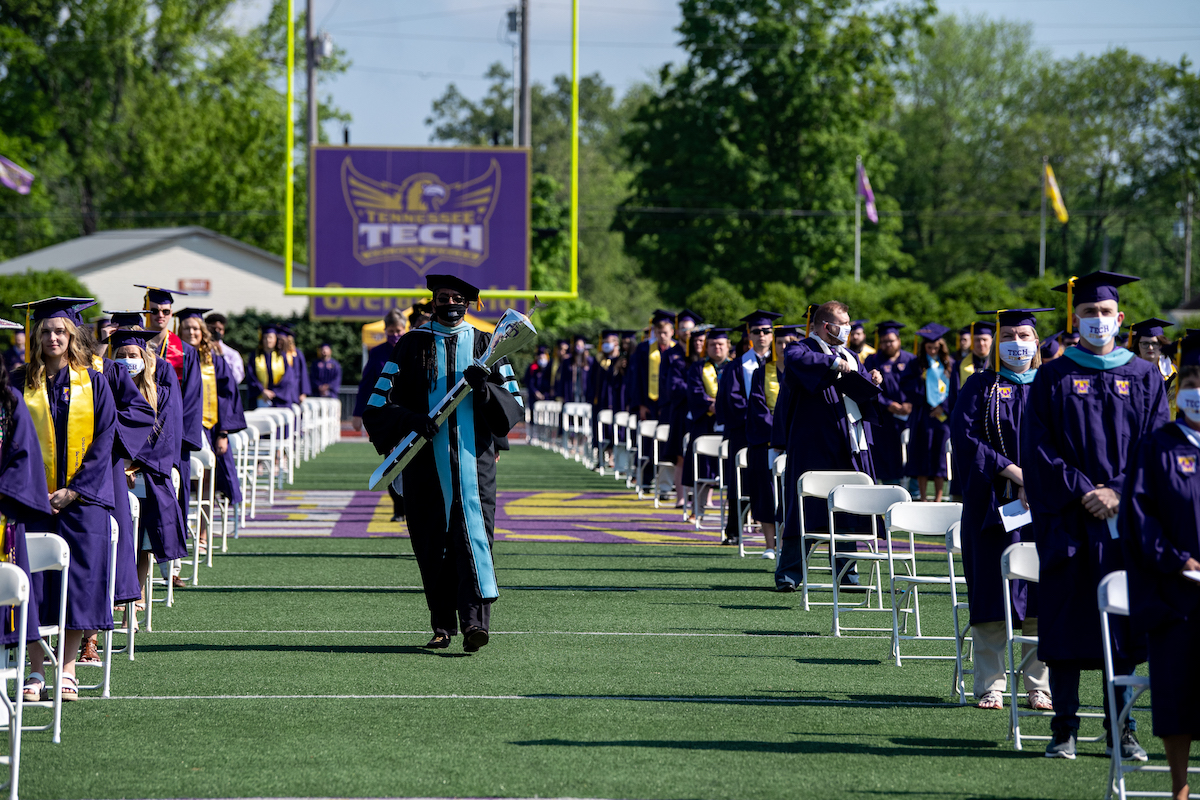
[761,550,776,560]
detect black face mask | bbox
[211,331,223,342]
[437,303,467,324]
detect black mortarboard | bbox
[1177,330,1200,367]
[977,309,1055,329]
[174,307,212,322]
[108,328,159,352]
[1052,271,1140,306]
[13,296,97,325]
[875,320,905,336]
[105,310,148,328]
[1131,318,1173,338]
[776,325,805,336]
[135,285,186,306]
[536,344,548,354]
[1060,330,1081,343]
[915,322,950,341]
[651,309,676,325]
[1115,331,1129,346]
[600,329,620,338]
[676,309,704,326]
[0,318,21,331]
[969,321,996,336]
[277,325,295,338]
[619,329,639,338]
[1040,335,1061,360]
[260,322,282,336]
[707,328,730,340]
[850,320,868,332]
[958,325,973,336]
[572,333,589,343]
[740,310,783,328]
[426,274,480,302]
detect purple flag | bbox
[856,162,878,224]
[0,155,34,195]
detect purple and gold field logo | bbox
[1115,379,1130,397]
[341,156,500,275]
[1177,454,1196,475]
[1072,378,1091,395]
[997,385,1014,401]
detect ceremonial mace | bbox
[367,308,539,489]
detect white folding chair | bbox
[192,448,218,570]
[797,470,874,610]
[611,411,631,478]
[772,453,788,557]
[947,522,973,704]
[691,434,724,530]
[732,447,759,557]
[1100,571,1198,800]
[827,485,911,637]
[112,492,140,661]
[595,408,614,475]
[0,562,30,800]
[886,502,964,665]
[76,518,120,698]
[651,423,674,508]
[21,533,68,743]
[634,419,658,498]
[1003,542,1104,749]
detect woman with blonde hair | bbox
[247,323,290,408]
[902,323,956,502]
[12,297,116,704]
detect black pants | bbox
[1049,661,1137,737]
[407,499,492,636]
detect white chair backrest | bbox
[190,455,205,474]
[110,514,119,543]
[773,453,787,477]
[1001,542,1039,582]
[194,448,216,468]
[719,439,730,459]
[639,419,658,437]
[945,521,962,554]
[614,411,630,427]
[694,435,723,458]
[171,468,181,494]
[25,532,70,573]
[800,470,873,498]
[655,424,671,442]
[887,502,964,536]
[828,484,910,516]
[1098,570,1130,616]
[0,562,29,607]
[598,409,614,425]
[736,447,749,469]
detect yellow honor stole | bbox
[647,340,672,402]
[959,359,975,387]
[764,361,780,412]
[25,365,95,490]
[255,352,285,389]
[701,361,719,411]
[199,359,219,429]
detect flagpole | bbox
[1039,155,1048,279]
[854,155,862,283]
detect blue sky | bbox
[231,0,1200,146]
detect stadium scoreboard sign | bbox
[309,145,530,319]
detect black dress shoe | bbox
[463,626,490,653]
[423,634,451,649]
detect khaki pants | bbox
[971,618,1049,697]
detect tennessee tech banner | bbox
[309,146,530,318]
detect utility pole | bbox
[306,0,316,146]
[519,0,531,147]
[1186,191,1194,304]
[1039,155,1048,278]
[508,7,519,146]
[854,155,862,283]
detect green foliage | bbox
[221,309,366,384]
[0,269,92,345]
[753,282,809,325]
[685,278,752,327]
[530,174,570,292]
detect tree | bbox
[615,0,929,304]
[0,269,93,346]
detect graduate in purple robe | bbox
[667,311,704,503]
[683,328,729,514]
[629,311,687,493]
[523,346,552,403]
[0,320,52,656]
[746,324,788,559]
[949,309,1055,711]
[278,326,311,401]
[774,301,883,592]
[1122,336,1200,797]
[12,297,116,702]
[310,343,342,398]
[863,322,915,486]
[352,309,406,431]
[246,323,289,409]
[901,323,956,501]
[1024,271,1167,761]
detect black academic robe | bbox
[362,320,524,635]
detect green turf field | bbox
[20,444,1184,800]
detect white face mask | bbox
[601,341,615,355]
[829,323,851,345]
[1178,389,1200,422]
[117,357,145,377]
[537,355,548,367]
[1078,316,1120,346]
[998,340,1035,368]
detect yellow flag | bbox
[1045,164,1069,224]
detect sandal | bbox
[22,673,45,703]
[79,637,102,665]
[1027,689,1054,711]
[976,690,1003,710]
[60,673,79,702]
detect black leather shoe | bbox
[423,634,451,649]
[463,626,490,653]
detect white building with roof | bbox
[0,226,309,316]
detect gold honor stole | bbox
[959,359,975,388]
[764,361,780,412]
[199,360,219,429]
[702,361,719,414]
[25,365,95,490]
[255,352,285,389]
[647,340,673,402]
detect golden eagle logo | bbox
[1177,454,1196,475]
[340,156,501,275]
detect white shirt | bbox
[216,341,245,384]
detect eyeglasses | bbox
[149,308,171,316]
[749,327,772,335]
[435,293,466,304]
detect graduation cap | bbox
[650,309,676,325]
[13,296,97,326]
[174,307,212,322]
[277,324,296,338]
[0,317,22,331]
[600,329,621,338]
[912,323,950,355]
[958,325,973,336]
[1040,335,1061,360]
[776,325,805,336]
[619,329,639,339]
[706,327,731,340]
[676,309,704,326]
[850,319,868,332]
[134,285,187,306]
[1175,329,1200,368]
[572,333,589,343]
[556,338,570,346]
[535,344,549,354]
[873,320,905,350]
[1053,272,1141,333]
[90,312,112,324]
[107,327,159,355]
[104,310,147,328]
[977,309,1055,369]
[1130,318,1173,339]
[426,274,481,304]
[1060,330,1081,343]
[260,322,282,337]
[1115,331,1130,347]
[740,310,783,329]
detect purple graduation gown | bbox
[171,342,203,542]
[629,340,687,462]
[862,350,915,481]
[101,358,156,604]
[0,388,53,645]
[1121,421,1200,736]
[247,348,288,409]
[15,366,117,632]
[209,354,246,505]
[949,369,1037,626]
[684,358,724,485]
[716,350,758,515]
[1023,350,1167,665]
[522,361,551,403]
[745,361,779,522]
[353,341,393,418]
[138,359,188,563]
[310,358,342,398]
[901,356,954,478]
